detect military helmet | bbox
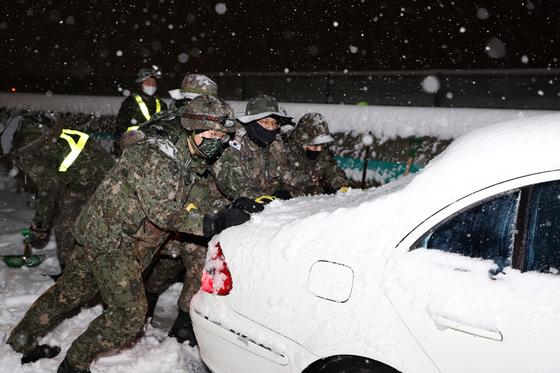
[181,95,236,132]
[169,74,218,101]
[237,94,293,124]
[135,68,160,83]
[291,113,335,148]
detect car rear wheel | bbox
[305,355,401,373]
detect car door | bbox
[384,172,560,373]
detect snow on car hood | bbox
[222,112,560,262]
[216,113,560,340]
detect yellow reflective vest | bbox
[127,95,162,131]
[58,129,89,172]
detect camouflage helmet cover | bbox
[169,74,218,101]
[135,68,160,83]
[181,95,236,132]
[291,113,335,149]
[236,94,293,124]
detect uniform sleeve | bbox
[275,145,319,198]
[210,149,263,200]
[135,148,205,236]
[15,153,60,225]
[321,151,353,189]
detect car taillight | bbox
[201,241,233,295]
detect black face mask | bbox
[174,98,190,109]
[245,121,279,147]
[305,147,321,160]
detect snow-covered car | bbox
[190,113,560,373]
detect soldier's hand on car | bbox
[203,208,251,237]
[322,185,338,195]
[272,189,292,200]
[227,197,265,213]
[29,219,50,249]
[302,185,325,196]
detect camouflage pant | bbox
[143,235,207,312]
[8,239,147,370]
[52,188,91,267]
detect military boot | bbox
[168,308,197,347]
[21,344,61,364]
[57,356,91,373]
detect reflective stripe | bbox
[127,125,140,131]
[58,129,89,172]
[131,96,162,131]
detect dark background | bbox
[1,0,559,100]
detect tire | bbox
[306,355,401,373]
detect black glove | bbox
[227,197,265,213]
[272,189,292,200]
[203,208,251,238]
[29,219,50,249]
[303,185,325,196]
[322,185,338,195]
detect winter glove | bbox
[254,195,276,205]
[322,185,338,195]
[303,185,325,196]
[227,197,265,213]
[272,189,292,200]
[29,219,50,249]
[203,208,251,238]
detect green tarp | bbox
[334,156,424,184]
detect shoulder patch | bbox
[237,128,247,137]
[229,139,242,151]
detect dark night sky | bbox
[1,0,559,79]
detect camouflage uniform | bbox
[286,113,352,191]
[211,95,320,200]
[7,96,240,371]
[114,68,168,155]
[5,112,114,267]
[142,74,222,315]
[138,112,228,315]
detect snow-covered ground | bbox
[0,166,209,372]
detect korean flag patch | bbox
[229,140,242,151]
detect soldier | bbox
[114,67,168,155]
[211,94,323,200]
[7,96,258,373]
[167,73,218,111]
[0,110,115,273]
[286,113,353,194]
[137,73,224,334]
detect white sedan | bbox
[190,113,560,373]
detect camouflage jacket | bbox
[287,144,352,190]
[10,117,115,225]
[74,115,226,257]
[211,128,316,199]
[114,91,168,155]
